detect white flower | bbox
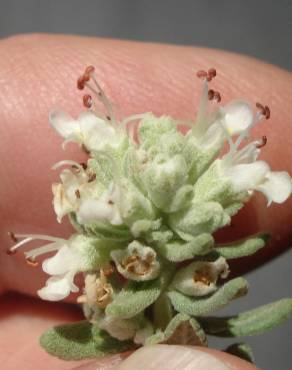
[220,141,292,205]
[172,257,229,297]
[50,110,124,152]
[193,78,254,150]
[111,241,160,281]
[77,272,113,309]
[15,234,103,302]
[52,162,123,226]
[76,182,123,225]
[52,167,89,222]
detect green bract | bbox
[10,66,292,364]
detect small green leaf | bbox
[168,277,248,316]
[40,321,134,360]
[157,233,214,262]
[216,234,269,259]
[146,313,207,346]
[200,298,292,337]
[225,343,255,363]
[106,280,161,320]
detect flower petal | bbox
[42,245,78,275]
[49,109,79,139]
[221,100,253,136]
[79,111,120,151]
[225,160,270,193]
[37,274,78,301]
[257,171,292,205]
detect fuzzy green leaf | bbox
[168,277,248,316]
[199,298,292,337]
[225,343,255,363]
[168,202,230,242]
[106,280,162,320]
[146,313,207,346]
[157,233,214,262]
[40,321,134,360]
[215,234,269,259]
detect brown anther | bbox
[71,164,80,171]
[102,264,115,277]
[108,199,114,205]
[213,91,221,103]
[26,257,38,267]
[208,68,217,79]
[82,144,90,154]
[264,105,271,119]
[85,65,95,75]
[75,189,81,199]
[208,89,215,100]
[83,73,90,82]
[256,135,267,149]
[256,102,265,114]
[87,173,96,183]
[6,248,17,256]
[83,94,93,108]
[193,267,212,286]
[77,76,85,90]
[256,102,271,119]
[196,70,207,79]
[106,115,111,121]
[8,231,18,243]
[80,162,88,170]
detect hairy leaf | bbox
[40,321,134,360]
[199,298,292,337]
[106,280,161,320]
[157,233,214,262]
[215,234,269,259]
[225,343,255,363]
[168,277,248,316]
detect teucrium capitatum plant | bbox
[8,66,292,363]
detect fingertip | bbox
[114,345,259,370]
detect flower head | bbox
[8,66,292,359]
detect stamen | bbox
[208,68,217,79]
[197,70,208,80]
[213,91,221,103]
[83,94,93,108]
[256,135,267,149]
[26,257,39,267]
[208,89,214,100]
[75,189,81,199]
[24,242,61,259]
[265,105,271,119]
[197,68,217,82]
[80,162,88,170]
[85,65,95,75]
[256,102,271,119]
[8,234,65,254]
[8,231,18,242]
[88,173,96,183]
[77,76,85,90]
[52,160,85,171]
[208,89,221,103]
[82,144,90,154]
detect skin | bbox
[0,34,292,369]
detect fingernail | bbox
[115,345,231,370]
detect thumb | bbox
[73,345,259,370]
